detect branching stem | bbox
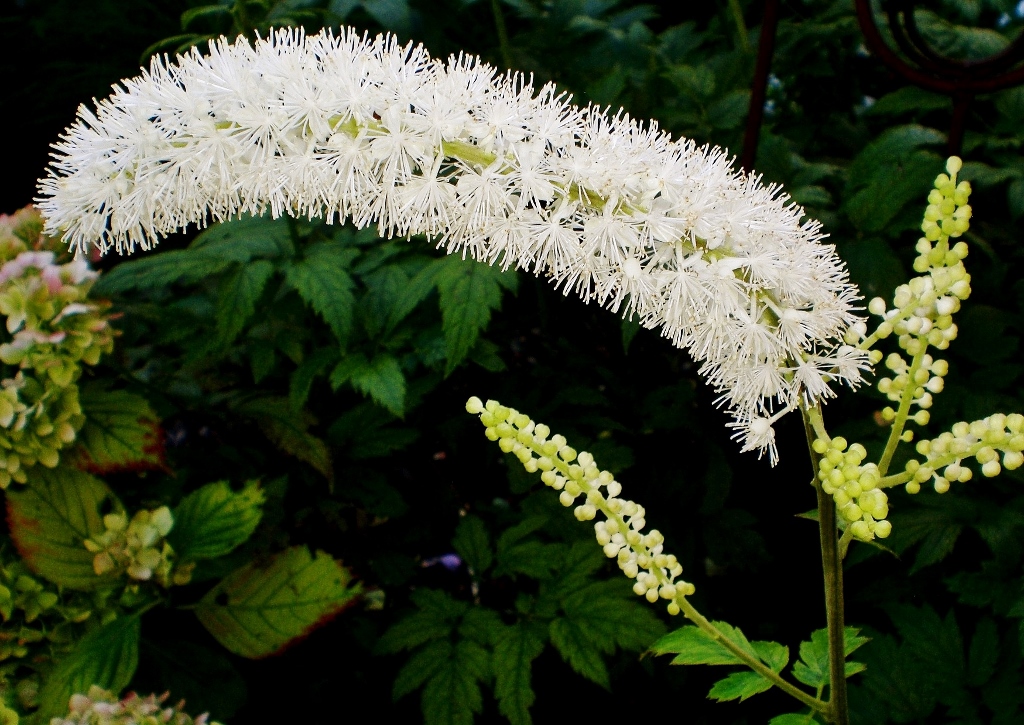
[878,348,925,476]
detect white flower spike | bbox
[36,27,869,462]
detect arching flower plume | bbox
[36,27,870,462]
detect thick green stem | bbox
[802,404,849,725]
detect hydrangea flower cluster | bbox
[0,208,115,485]
[84,507,193,588]
[54,686,219,725]
[36,27,870,463]
[466,397,694,614]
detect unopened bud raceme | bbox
[37,28,870,463]
[467,397,694,614]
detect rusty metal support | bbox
[740,0,1024,166]
[854,0,1024,155]
[740,0,780,173]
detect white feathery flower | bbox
[35,27,870,463]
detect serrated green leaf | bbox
[351,354,405,417]
[189,214,294,262]
[7,467,122,590]
[393,639,451,700]
[496,515,549,550]
[36,614,141,722]
[494,623,545,725]
[793,627,871,688]
[888,605,965,683]
[549,617,609,688]
[650,626,744,665]
[196,546,362,658]
[377,612,454,654]
[330,353,406,416]
[216,260,275,347]
[361,265,408,339]
[285,242,357,346]
[967,618,998,687]
[845,150,943,233]
[561,581,665,652]
[452,515,493,575]
[68,386,164,475]
[436,257,516,375]
[233,397,332,481]
[169,480,264,560]
[289,347,339,410]
[92,250,233,295]
[458,606,504,646]
[421,640,489,725]
[495,540,565,580]
[752,640,790,673]
[377,588,468,654]
[708,670,774,702]
[769,714,818,725]
[845,660,867,678]
[385,258,445,332]
[412,587,470,618]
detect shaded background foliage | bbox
[3,0,1024,723]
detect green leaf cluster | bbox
[380,514,665,725]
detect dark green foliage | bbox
[35,614,142,723]
[380,528,665,723]
[4,0,1024,722]
[169,481,265,560]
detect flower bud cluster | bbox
[0,207,115,485]
[56,685,220,725]
[861,158,971,359]
[467,396,694,614]
[84,507,193,588]
[812,436,891,541]
[920,157,972,242]
[875,352,948,429]
[904,414,1024,494]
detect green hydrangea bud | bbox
[0,207,116,485]
[84,506,193,588]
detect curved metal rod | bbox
[889,1,952,75]
[898,0,1024,74]
[740,0,780,173]
[854,0,1024,94]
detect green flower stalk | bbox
[466,396,829,715]
[466,396,695,612]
